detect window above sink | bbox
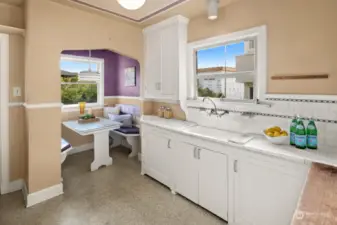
[180,25,268,112]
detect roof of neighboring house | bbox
[197,66,237,73]
[61,70,78,76]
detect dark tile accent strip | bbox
[266,98,337,104]
[188,106,337,124]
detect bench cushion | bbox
[115,126,139,134]
[61,138,72,152]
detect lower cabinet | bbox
[233,153,308,225]
[142,129,172,188]
[172,141,228,220]
[141,125,308,225]
[171,141,199,203]
[199,149,228,221]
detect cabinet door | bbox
[233,154,308,225]
[160,25,179,99]
[144,31,162,98]
[171,141,199,203]
[199,149,228,221]
[142,131,171,187]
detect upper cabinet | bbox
[143,15,189,101]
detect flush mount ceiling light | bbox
[208,0,219,20]
[117,0,146,10]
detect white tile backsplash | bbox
[187,100,337,148]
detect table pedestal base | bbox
[91,130,113,171]
[126,136,140,158]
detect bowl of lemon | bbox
[263,126,289,145]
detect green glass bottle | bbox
[295,118,306,149]
[307,118,318,150]
[290,115,298,146]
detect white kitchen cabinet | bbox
[172,142,228,220]
[144,31,162,97]
[171,141,199,204]
[233,153,308,225]
[199,149,228,221]
[141,121,309,225]
[143,15,188,101]
[142,129,172,188]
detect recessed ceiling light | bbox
[117,0,146,10]
[208,0,219,20]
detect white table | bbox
[63,118,121,171]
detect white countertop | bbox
[141,115,337,167]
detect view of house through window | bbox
[60,55,103,105]
[196,39,256,100]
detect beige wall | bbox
[8,34,26,181]
[188,0,337,95]
[26,107,62,193]
[9,106,26,181]
[0,3,24,28]
[24,0,143,193]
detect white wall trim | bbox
[141,98,180,104]
[24,183,63,207]
[8,102,24,107]
[23,102,63,109]
[0,33,10,195]
[0,179,23,195]
[104,96,141,100]
[68,142,93,155]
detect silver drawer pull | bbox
[234,160,238,172]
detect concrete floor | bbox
[0,147,226,225]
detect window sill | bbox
[62,104,104,113]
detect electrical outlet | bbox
[13,87,21,97]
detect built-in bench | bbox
[105,104,141,158]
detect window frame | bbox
[60,54,105,110]
[181,25,267,112]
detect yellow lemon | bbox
[274,131,281,137]
[273,126,282,132]
[266,128,275,133]
[266,132,274,137]
[281,131,288,136]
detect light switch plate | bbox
[13,87,21,97]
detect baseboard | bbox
[25,183,63,207]
[68,142,93,155]
[0,179,23,195]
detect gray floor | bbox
[0,147,226,225]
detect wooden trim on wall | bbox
[271,74,329,80]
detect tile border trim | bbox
[266,98,337,104]
[188,106,337,124]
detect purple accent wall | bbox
[61,49,140,97]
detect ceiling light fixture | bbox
[117,0,146,10]
[208,0,219,20]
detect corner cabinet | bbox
[232,152,308,225]
[143,16,189,101]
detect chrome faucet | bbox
[202,97,218,116]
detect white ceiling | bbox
[71,0,188,22]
